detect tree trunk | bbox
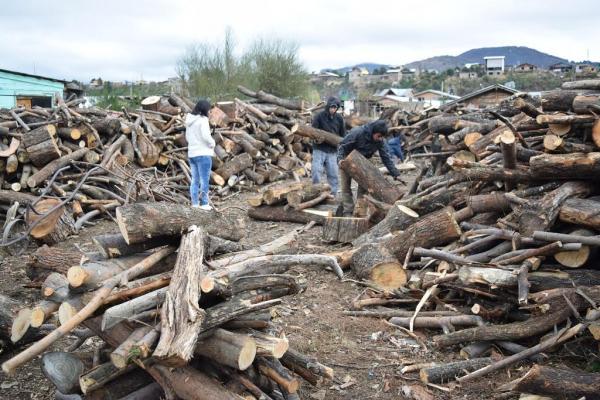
[237,85,304,110]
[530,152,600,179]
[66,254,149,289]
[562,78,600,90]
[41,351,87,395]
[322,216,369,243]
[340,150,402,204]
[352,203,419,246]
[540,90,578,112]
[294,124,342,147]
[261,182,307,206]
[559,197,600,229]
[419,358,493,384]
[286,183,330,207]
[22,124,61,167]
[248,206,325,225]
[92,233,176,259]
[572,94,600,114]
[115,202,245,244]
[512,364,600,400]
[153,226,206,365]
[27,245,85,282]
[27,148,89,188]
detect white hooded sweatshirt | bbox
[185,113,215,158]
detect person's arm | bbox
[201,118,215,148]
[338,115,346,137]
[337,130,358,162]
[312,113,322,129]
[379,142,399,177]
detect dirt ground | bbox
[0,173,596,400]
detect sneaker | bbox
[191,204,200,208]
[199,204,213,211]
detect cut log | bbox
[57,127,82,141]
[530,152,600,179]
[499,130,517,191]
[27,149,89,188]
[115,202,245,244]
[562,78,600,90]
[322,216,368,243]
[237,86,304,110]
[0,294,47,345]
[572,94,600,114]
[195,328,257,370]
[42,272,69,302]
[214,153,253,181]
[67,254,149,289]
[41,352,86,395]
[294,124,342,147]
[30,300,59,328]
[248,206,326,225]
[93,117,121,136]
[352,203,419,246]
[27,245,85,282]
[286,183,330,207]
[512,364,600,399]
[153,226,206,365]
[262,181,306,206]
[110,325,154,369]
[340,150,403,204]
[256,357,300,394]
[22,124,61,167]
[559,197,600,229]
[419,358,493,384]
[390,315,484,334]
[102,287,168,331]
[540,90,578,112]
[350,207,461,289]
[553,228,594,268]
[281,348,334,385]
[26,199,76,245]
[92,233,175,259]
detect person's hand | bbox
[394,175,407,185]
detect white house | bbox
[484,56,505,76]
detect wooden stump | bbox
[22,124,61,167]
[553,228,595,268]
[340,150,402,204]
[322,216,368,243]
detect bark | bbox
[340,150,403,204]
[389,315,484,334]
[26,199,76,245]
[294,124,342,147]
[256,357,300,394]
[499,130,517,191]
[248,206,326,225]
[116,202,245,244]
[559,197,600,229]
[352,203,419,246]
[286,183,330,207]
[540,90,578,112]
[101,287,168,331]
[27,245,85,282]
[419,358,493,384]
[322,216,369,243]
[22,124,61,167]
[512,364,600,400]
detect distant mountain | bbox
[321,62,390,74]
[405,46,569,71]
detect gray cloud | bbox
[0,0,597,82]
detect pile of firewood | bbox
[1,202,340,399]
[309,79,600,397]
[0,86,345,253]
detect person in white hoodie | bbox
[185,100,215,210]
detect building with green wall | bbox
[0,68,66,109]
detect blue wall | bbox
[0,70,64,109]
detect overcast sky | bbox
[1,0,597,82]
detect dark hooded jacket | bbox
[311,96,346,153]
[337,120,399,177]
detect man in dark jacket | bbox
[337,120,402,215]
[311,96,345,194]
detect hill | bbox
[405,46,568,71]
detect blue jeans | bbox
[387,137,404,162]
[311,149,339,194]
[189,156,212,206]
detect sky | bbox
[0,0,597,83]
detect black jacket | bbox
[311,97,346,153]
[337,121,399,177]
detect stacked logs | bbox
[2,202,338,399]
[0,87,340,252]
[311,80,599,396]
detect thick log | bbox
[153,226,206,365]
[0,188,37,205]
[322,216,369,243]
[499,130,517,191]
[41,352,87,395]
[215,153,253,181]
[110,325,154,369]
[248,206,325,225]
[540,90,578,112]
[115,202,245,244]
[572,94,600,114]
[390,315,484,334]
[559,197,600,229]
[294,124,341,147]
[340,150,402,204]
[562,79,600,90]
[22,124,61,167]
[0,294,48,345]
[419,358,493,384]
[27,245,85,282]
[256,357,300,394]
[41,272,69,302]
[512,364,600,399]
[30,300,59,327]
[553,228,594,268]
[92,233,175,259]
[57,127,82,141]
[352,203,418,246]
[518,181,590,236]
[286,183,330,207]
[102,287,168,331]
[26,199,76,245]
[92,117,121,136]
[237,86,304,110]
[27,148,89,188]
[67,254,149,289]
[262,181,307,206]
[195,328,257,370]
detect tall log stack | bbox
[336,80,600,395]
[2,209,338,399]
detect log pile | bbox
[2,206,338,399]
[332,81,600,394]
[0,87,324,252]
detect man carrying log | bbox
[311,97,346,195]
[337,120,403,215]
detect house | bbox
[414,89,460,107]
[459,71,478,79]
[349,67,369,83]
[514,63,538,72]
[549,62,573,75]
[441,84,518,110]
[464,63,482,69]
[484,56,505,76]
[0,68,67,109]
[575,63,598,76]
[384,68,402,82]
[374,88,415,99]
[89,78,103,88]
